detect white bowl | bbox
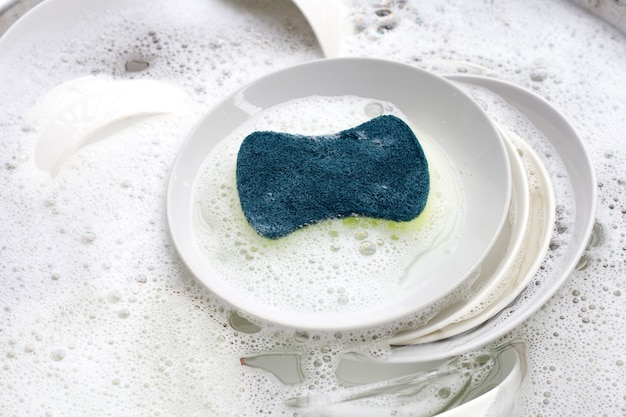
[167,58,511,330]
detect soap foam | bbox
[0,0,321,416]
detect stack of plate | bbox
[167,58,595,352]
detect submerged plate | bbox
[435,343,525,417]
[167,58,511,330]
[387,75,596,360]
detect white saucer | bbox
[387,75,596,361]
[167,58,511,330]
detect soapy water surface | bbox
[0,0,625,416]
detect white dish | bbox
[436,344,525,417]
[390,128,555,345]
[387,75,596,361]
[30,76,186,177]
[291,0,347,58]
[167,58,511,330]
[288,340,525,416]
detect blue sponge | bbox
[236,114,430,239]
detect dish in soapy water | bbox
[312,341,526,416]
[386,74,596,361]
[29,76,186,178]
[427,342,525,417]
[389,127,555,345]
[167,58,511,330]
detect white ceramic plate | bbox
[291,0,347,58]
[390,128,555,345]
[387,75,596,361]
[167,58,511,330]
[289,340,526,415]
[436,344,525,417]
